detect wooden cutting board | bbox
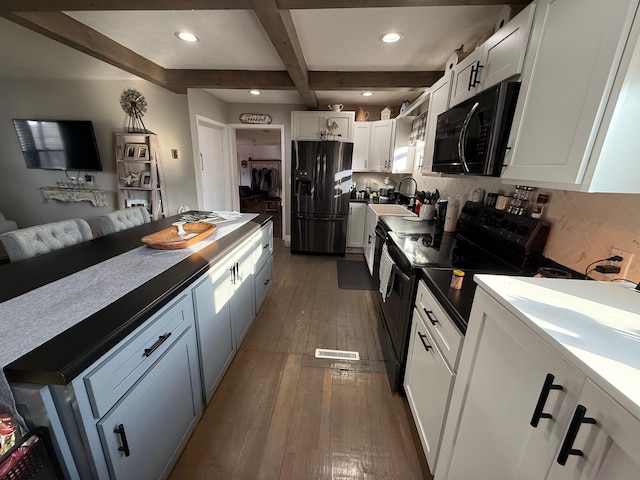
[141,222,217,250]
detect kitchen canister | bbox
[419,204,436,220]
[495,194,510,210]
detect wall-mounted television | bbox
[12,119,103,171]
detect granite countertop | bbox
[474,275,640,420]
[1,213,271,386]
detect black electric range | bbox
[375,201,581,392]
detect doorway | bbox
[228,124,285,239]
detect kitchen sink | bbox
[368,204,416,216]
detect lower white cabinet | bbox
[363,205,378,274]
[97,326,201,480]
[546,379,640,480]
[66,293,202,480]
[192,262,235,404]
[346,202,366,249]
[254,256,273,312]
[404,308,456,473]
[231,238,255,348]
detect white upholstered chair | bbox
[0,218,93,262]
[98,206,151,236]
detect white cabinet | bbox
[404,281,462,474]
[97,325,201,480]
[363,205,378,274]
[346,202,367,249]
[253,221,274,312]
[352,122,371,170]
[546,379,640,480]
[292,111,355,142]
[192,262,235,404]
[449,4,534,107]
[501,0,640,193]
[437,288,585,480]
[421,72,452,175]
[352,120,394,171]
[231,238,255,348]
[69,293,202,479]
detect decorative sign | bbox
[239,113,272,124]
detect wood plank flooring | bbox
[168,240,430,479]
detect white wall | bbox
[0,78,196,228]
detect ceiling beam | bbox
[165,70,295,92]
[251,0,317,108]
[309,71,443,90]
[2,11,168,87]
[0,0,532,10]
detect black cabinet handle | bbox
[264,278,270,286]
[143,333,172,357]
[556,404,597,465]
[418,332,432,352]
[230,265,236,284]
[423,307,439,325]
[114,424,131,457]
[263,243,270,249]
[530,373,564,427]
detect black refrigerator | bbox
[291,140,353,255]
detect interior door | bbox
[197,117,231,211]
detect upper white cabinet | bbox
[449,4,535,107]
[501,0,640,193]
[421,71,453,175]
[292,111,355,142]
[352,118,414,173]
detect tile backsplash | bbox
[414,175,640,283]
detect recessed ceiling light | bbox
[249,90,261,95]
[361,91,374,97]
[380,32,403,43]
[175,32,199,42]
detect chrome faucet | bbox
[397,176,418,196]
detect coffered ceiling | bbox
[0,0,531,108]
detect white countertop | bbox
[474,275,640,418]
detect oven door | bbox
[380,263,414,360]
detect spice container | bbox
[450,270,465,290]
[531,193,549,219]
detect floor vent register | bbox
[314,349,360,361]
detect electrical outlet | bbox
[610,247,634,278]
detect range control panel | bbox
[457,201,550,255]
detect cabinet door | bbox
[192,263,235,403]
[502,0,637,185]
[363,206,378,274]
[231,240,255,349]
[326,113,354,141]
[481,3,535,89]
[449,48,484,107]
[346,202,366,248]
[352,122,371,171]
[440,289,585,480]
[97,326,201,480]
[368,120,394,171]
[254,256,273,312]
[292,112,323,140]
[547,380,640,480]
[404,310,456,473]
[421,72,452,175]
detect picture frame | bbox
[124,143,147,160]
[125,198,148,209]
[136,145,148,160]
[141,172,152,188]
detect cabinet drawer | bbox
[415,280,463,369]
[84,293,194,418]
[255,256,273,312]
[254,222,273,273]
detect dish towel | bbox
[379,242,396,302]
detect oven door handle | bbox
[391,264,410,283]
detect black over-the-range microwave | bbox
[432,80,520,176]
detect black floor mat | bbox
[336,260,378,290]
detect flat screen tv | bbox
[12,119,103,171]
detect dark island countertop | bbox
[1,213,271,386]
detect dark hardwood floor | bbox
[168,239,430,479]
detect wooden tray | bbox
[141,222,217,250]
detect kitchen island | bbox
[0,212,273,479]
